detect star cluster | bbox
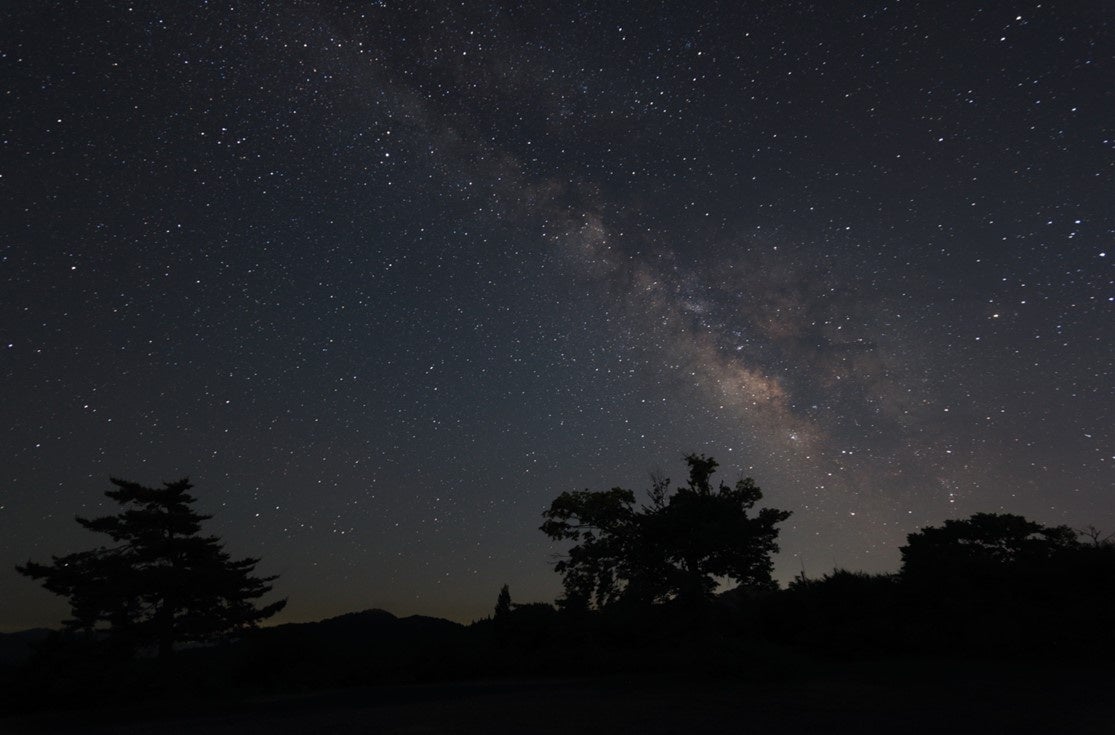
[2,1,1112,628]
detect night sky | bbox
[2,2,1112,631]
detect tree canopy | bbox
[16,477,286,658]
[541,454,791,609]
[899,512,1080,583]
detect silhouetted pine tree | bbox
[495,584,512,618]
[17,477,285,658]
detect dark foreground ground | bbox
[4,660,1113,734]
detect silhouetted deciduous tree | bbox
[899,512,1079,584]
[541,454,790,609]
[896,512,1115,656]
[1077,525,1115,548]
[16,477,286,658]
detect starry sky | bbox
[2,1,1112,631]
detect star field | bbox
[1,1,1112,629]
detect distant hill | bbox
[0,610,467,668]
[251,608,466,654]
[277,608,462,632]
[219,608,479,689]
[260,608,464,642]
[0,629,52,665]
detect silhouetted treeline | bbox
[765,514,1115,658]
[4,508,1114,718]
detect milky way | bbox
[2,2,1111,628]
